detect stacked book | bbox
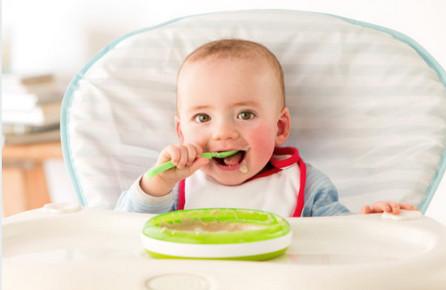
[2,74,64,144]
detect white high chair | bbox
[61,11,446,213]
[3,10,446,290]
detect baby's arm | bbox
[115,143,209,213]
[140,144,209,196]
[114,180,177,213]
[361,201,416,215]
[302,164,351,217]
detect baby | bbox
[115,39,415,216]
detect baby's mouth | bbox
[213,150,246,166]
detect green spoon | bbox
[146,150,239,178]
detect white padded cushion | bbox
[61,10,446,211]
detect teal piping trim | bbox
[62,10,266,206]
[62,9,446,211]
[60,74,85,205]
[61,18,189,206]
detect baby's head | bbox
[175,39,291,185]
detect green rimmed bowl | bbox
[141,208,292,260]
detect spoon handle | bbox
[146,161,176,177]
[145,150,238,178]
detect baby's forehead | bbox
[178,57,277,93]
[177,49,285,110]
[179,63,283,111]
[177,56,280,96]
[181,53,274,74]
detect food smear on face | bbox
[239,163,248,173]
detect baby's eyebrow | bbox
[232,101,259,107]
[188,105,211,111]
[187,101,258,112]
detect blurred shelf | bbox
[2,141,63,216]
[3,141,62,161]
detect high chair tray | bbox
[3,205,446,290]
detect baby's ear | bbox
[275,107,291,145]
[175,116,184,143]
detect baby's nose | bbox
[212,120,239,140]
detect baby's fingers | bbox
[175,145,189,169]
[389,202,401,214]
[187,157,209,173]
[177,144,203,169]
[374,201,392,213]
[362,202,391,214]
[400,203,416,211]
[362,201,417,215]
[159,145,181,164]
[361,205,372,214]
[185,144,202,167]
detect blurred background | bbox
[2,0,446,220]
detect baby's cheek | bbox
[183,129,209,149]
[247,123,276,153]
[180,127,197,142]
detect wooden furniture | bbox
[2,141,63,216]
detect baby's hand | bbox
[361,201,416,215]
[141,144,209,196]
[157,143,209,177]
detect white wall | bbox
[3,0,446,79]
[2,0,446,222]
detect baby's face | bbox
[176,57,290,185]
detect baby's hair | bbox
[177,39,285,106]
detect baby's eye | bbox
[237,111,256,120]
[194,113,211,123]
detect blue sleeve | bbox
[114,176,177,213]
[302,164,351,217]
